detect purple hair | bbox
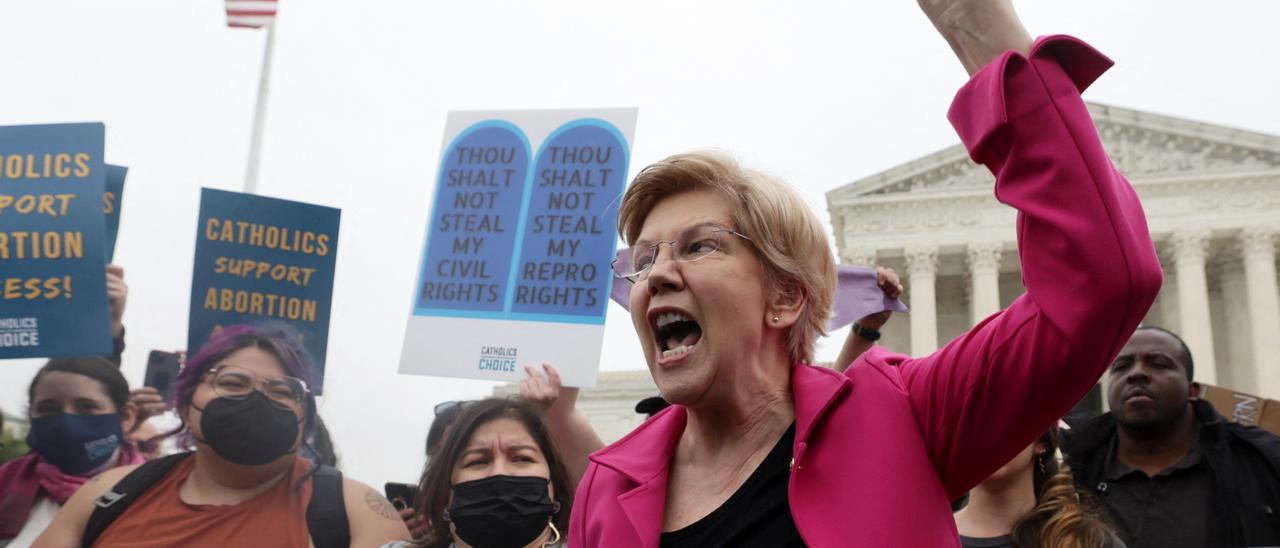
[170,323,317,410]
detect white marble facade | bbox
[826,103,1280,399]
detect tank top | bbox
[93,456,314,547]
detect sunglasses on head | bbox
[434,400,473,415]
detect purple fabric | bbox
[609,249,906,330]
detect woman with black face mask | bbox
[33,324,410,547]
[388,398,572,548]
[0,358,145,547]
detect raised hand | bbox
[128,387,166,432]
[917,0,1033,76]
[106,264,128,338]
[520,363,573,416]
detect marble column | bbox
[1171,230,1217,385]
[905,245,939,355]
[1241,227,1280,397]
[1217,258,1254,390]
[967,242,1003,326]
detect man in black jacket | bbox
[1062,326,1280,548]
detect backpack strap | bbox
[82,452,193,548]
[306,464,350,548]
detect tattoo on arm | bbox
[365,490,401,521]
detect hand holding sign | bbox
[106,264,127,338]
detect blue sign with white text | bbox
[0,122,111,358]
[188,188,340,393]
[104,164,126,262]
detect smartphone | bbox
[384,482,418,512]
[144,350,182,400]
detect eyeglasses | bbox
[611,226,754,283]
[206,365,310,412]
[434,400,473,415]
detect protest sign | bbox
[0,122,112,358]
[1201,383,1280,435]
[104,164,126,262]
[188,188,340,393]
[400,109,637,387]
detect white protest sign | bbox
[399,108,637,387]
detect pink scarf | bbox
[0,444,146,538]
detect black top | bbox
[1062,400,1280,548]
[660,423,803,548]
[1096,437,1213,548]
[960,535,1014,548]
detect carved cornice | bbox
[827,103,1280,204]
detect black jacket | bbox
[1062,399,1280,548]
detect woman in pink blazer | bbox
[573,1,1163,546]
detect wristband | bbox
[852,322,881,341]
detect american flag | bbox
[225,0,277,28]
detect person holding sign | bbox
[33,325,409,548]
[568,1,1163,546]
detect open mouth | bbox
[652,310,703,360]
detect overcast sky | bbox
[1,0,1277,489]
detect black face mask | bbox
[194,391,301,466]
[446,475,558,548]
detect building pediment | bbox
[827,103,1280,204]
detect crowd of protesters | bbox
[3,0,1280,546]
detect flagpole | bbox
[243,22,276,195]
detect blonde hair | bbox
[617,151,836,364]
[1012,430,1117,548]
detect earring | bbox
[772,315,780,323]
[1037,454,1047,475]
[544,520,563,546]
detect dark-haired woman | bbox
[0,358,146,547]
[33,324,409,547]
[956,428,1123,548]
[391,398,571,548]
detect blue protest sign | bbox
[188,188,340,393]
[400,109,637,387]
[104,164,126,262]
[0,122,111,358]
[414,122,530,314]
[510,120,629,321]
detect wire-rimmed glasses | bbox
[207,365,310,412]
[611,225,754,283]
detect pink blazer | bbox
[570,35,1163,547]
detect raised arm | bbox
[888,1,1162,497]
[520,364,605,492]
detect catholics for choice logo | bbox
[0,316,39,348]
[478,345,518,373]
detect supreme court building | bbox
[826,103,1280,401]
